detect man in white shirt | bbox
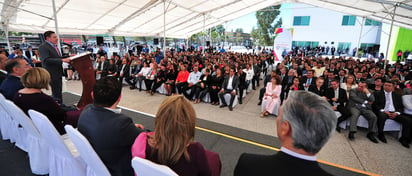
[234,91,336,176]
[219,67,239,111]
[136,62,151,91]
[184,66,202,100]
[373,81,412,148]
[243,64,254,90]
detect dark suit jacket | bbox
[97,60,109,77]
[77,105,143,176]
[300,76,317,87]
[325,88,348,109]
[0,71,6,85]
[309,85,326,97]
[372,91,404,113]
[117,64,130,77]
[0,75,24,100]
[282,76,295,88]
[234,151,332,176]
[222,75,239,92]
[38,42,63,79]
[25,50,34,59]
[348,88,375,110]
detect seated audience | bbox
[284,77,303,100]
[194,68,212,104]
[13,67,80,135]
[77,77,145,176]
[373,81,412,148]
[0,54,7,84]
[234,91,336,176]
[309,77,325,96]
[175,65,190,94]
[219,67,239,111]
[347,81,378,143]
[340,74,358,97]
[210,69,224,105]
[260,75,282,117]
[184,66,202,100]
[325,79,350,132]
[0,58,31,100]
[132,95,220,176]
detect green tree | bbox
[255,5,282,46]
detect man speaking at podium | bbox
[39,31,71,103]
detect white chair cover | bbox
[261,99,280,116]
[335,111,402,132]
[29,110,86,176]
[64,125,110,176]
[3,101,49,174]
[0,93,11,140]
[131,157,178,176]
[219,94,238,108]
[0,99,27,152]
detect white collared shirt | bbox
[227,75,234,90]
[280,147,317,161]
[104,107,122,114]
[383,91,396,112]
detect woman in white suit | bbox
[260,75,282,117]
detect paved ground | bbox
[37,80,412,175]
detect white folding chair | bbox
[131,157,178,176]
[2,101,49,174]
[29,110,86,176]
[219,93,238,108]
[64,125,110,176]
[0,93,12,141]
[0,99,27,152]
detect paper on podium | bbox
[69,52,92,60]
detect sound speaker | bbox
[96,37,104,46]
[154,38,159,45]
[206,41,210,46]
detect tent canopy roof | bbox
[1,0,411,38]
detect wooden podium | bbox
[69,52,95,109]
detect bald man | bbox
[0,54,7,84]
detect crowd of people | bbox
[1,31,412,175]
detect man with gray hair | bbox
[234,91,336,176]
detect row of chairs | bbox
[0,94,176,176]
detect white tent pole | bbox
[224,22,227,49]
[202,14,205,54]
[4,24,11,53]
[51,0,61,53]
[163,0,166,52]
[384,5,396,69]
[356,17,365,58]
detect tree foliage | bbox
[254,5,282,46]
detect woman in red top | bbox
[132,95,220,176]
[175,65,189,94]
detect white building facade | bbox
[283,3,382,56]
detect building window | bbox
[338,42,351,51]
[292,41,318,48]
[293,16,310,26]
[365,19,382,26]
[342,15,356,26]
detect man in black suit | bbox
[39,31,71,103]
[322,71,336,89]
[347,81,379,143]
[77,77,145,176]
[300,70,316,90]
[0,58,31,100]
[373,81,412,148]
[337,69,346,85]
[235,91,335,176]
[96,55,109,78]
[325,79,351,132]
[116,58,130,83]
[219,67,239,111]
[25,46,34,60]
[0,54,7,84]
